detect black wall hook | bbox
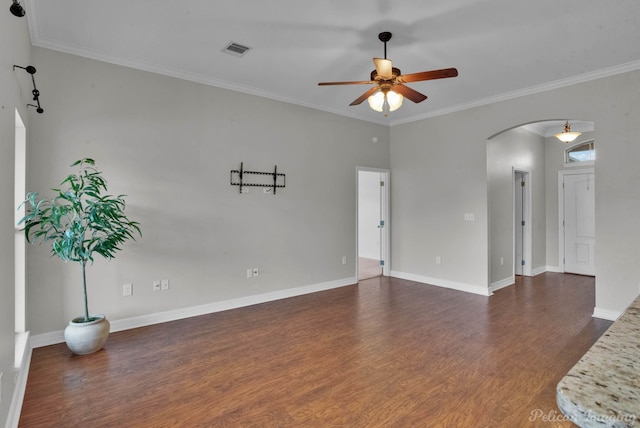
[13,64,44,113]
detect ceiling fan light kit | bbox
[367,88,403,114]
[555,121,581,143]
[318,31,458,116]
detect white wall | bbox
[358,171,381,260]
[25,47,391,335]
[487,127,546,285]
[390,71,640,313]
[0,7,32,427]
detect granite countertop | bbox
[557,295,640,427]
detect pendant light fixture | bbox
[555,121,581,143]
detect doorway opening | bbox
[15,109,26,334]
[513,169,532,276]
[357,167,390,280]
[15,108,29,371]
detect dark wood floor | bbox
[20,273,611,427]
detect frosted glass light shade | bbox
[555,121,581,143]
[555,131,581,143]
[367,91,385,112]
[386,90,403,111]
[367,90,403,113]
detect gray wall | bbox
[25,47,391,334]
[0,8,31,426]
[390,109,490,291]
[390,71,640,312]
[488,127,546,285]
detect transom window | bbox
[565,140,595,164]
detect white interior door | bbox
[563,173,596,275]
[514,172,524,275]
[513,170,531,276]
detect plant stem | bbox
[81,260,89,322]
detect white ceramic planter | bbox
[64,314,110,355]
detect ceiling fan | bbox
[318,32,458,116]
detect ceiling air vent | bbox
[224,42,252,57]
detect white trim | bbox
[390,270,491,296]
[6,332,31,428]
[490,276,515,293]
[558,168,595,272]
[531,266,547,276]
[356,167,391,278]
[545,265,563,273]
[30,276,357,348]
[592,307,620,321]
[490,268,548,293]
[563,160,595,168]
[389,60,640,126]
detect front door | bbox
[563,172,596,275]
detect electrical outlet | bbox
[161,279,169,290]
[252,268,259,277]
[246,268,252,278]
[153,280,161,291]
[341,256,347,265]
[123,283,133,296]
[500,257,504,266]
[436,256,441,265]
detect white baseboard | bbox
[592,307,621,321]
[490,276,515,293]
[544,265,563,273]
[29,330,65,349]
[6,332,32,428]
[531,266,547,276]
[30,276,357,348]
[390,271,491,296]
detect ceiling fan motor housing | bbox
[370,67,401,81]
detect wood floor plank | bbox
[19,273,611,427]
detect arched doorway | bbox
[487,120,595,292]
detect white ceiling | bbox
[24,0,640,126]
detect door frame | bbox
[356,166,390,278]
[513,167,532,276]
[558,167,595,272]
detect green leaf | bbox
[18,158,142,317]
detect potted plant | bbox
[19,158,141,355]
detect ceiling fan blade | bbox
[396,68,458,83]
[318,80,374,86]
[373,58,393,80]
[350,86,381,106]
[392,84,428,103]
